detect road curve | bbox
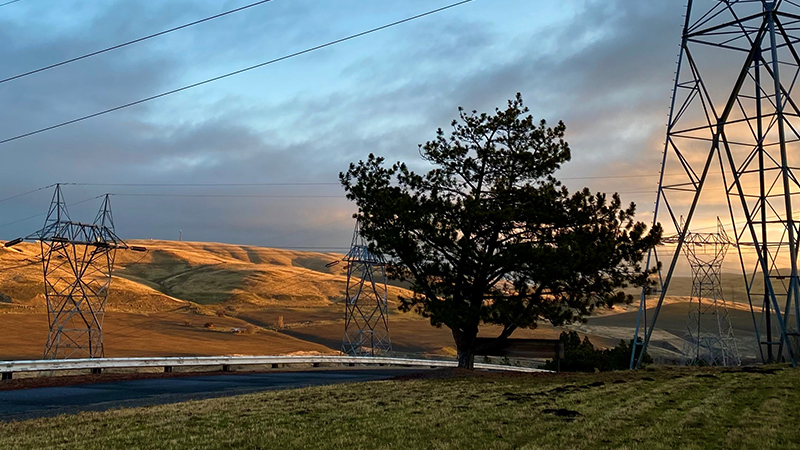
[0,368,423,422]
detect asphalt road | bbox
[0,369,421,422]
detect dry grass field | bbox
[0,311,333,361]
[0,238,760,361]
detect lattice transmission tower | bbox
[632,0,800,368]
[6,185,144,359]
[667,220,741,366]
[341,220,391,356]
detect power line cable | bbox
[63,182,339,187]
[32,176,677,187]
[0,182,338,207]
[0,184,56,204]
[0,0,278,85]
[0,0,22,7]
[76,173,695,184]
[0,194,104,229]
[0,175,692,201]
[112,193,340,198]
[0,0,476,146]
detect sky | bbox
[0,0,688,252]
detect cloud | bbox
[0,0,693,249]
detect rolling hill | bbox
[0,239,450,359]
[0,239,775,362]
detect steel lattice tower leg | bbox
[341,220,391,356]
[632,1,800,368]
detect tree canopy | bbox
[340,94,661,368]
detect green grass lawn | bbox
[2,366,800,449]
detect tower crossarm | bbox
[344,244,386,265]
[8,221,146,252]
[661,232,734,247]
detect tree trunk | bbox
[453,328,478,369]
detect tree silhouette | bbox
[341,94,661,368]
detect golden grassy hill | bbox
[0,239,414,359]
[0,238,717,360]
[0,239,411,313]
[116,240,348,308]
[0,241,187,313]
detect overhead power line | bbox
[0,0,476,146]
[0,181,337,209]
[64,182,339,187]
[0,0,22,7]
[0,184,56,204]
[112,193,340,198]
[0,195,104,229]
[0,0,277,85]
[0,175,689,200]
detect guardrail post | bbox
[313,362,320,367]
[164,366,173,373]
[91,368,102,375]
[271,363,280,369]
[222,364,230,372]
[1,372,11,381]
[349,363,355,367]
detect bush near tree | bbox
[543,331,652,372]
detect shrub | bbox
[543,331,652,372]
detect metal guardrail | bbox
[0,355,549,379]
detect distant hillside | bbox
[0,241,186,313]
[0,240,412,313]
[0,239,442,359]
